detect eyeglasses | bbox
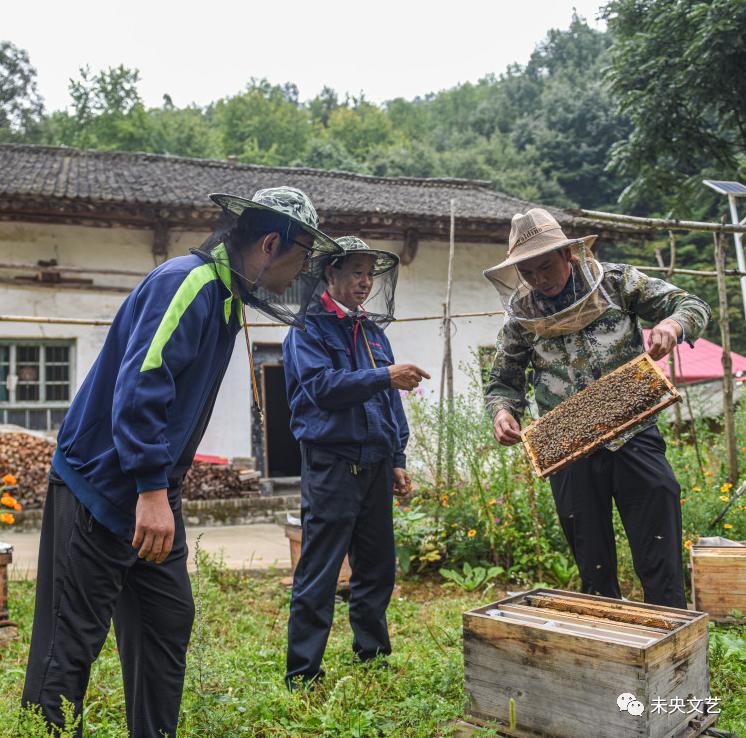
[288,238,314,264]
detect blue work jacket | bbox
[52,245,242,538]
[282,292,409,468]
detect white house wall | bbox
[0,222,507,462]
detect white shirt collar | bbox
[330,296,361,316]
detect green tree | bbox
[603,0,746,208]
[507,14,631,208]
[39,65,154,152]
[149,98,218,159]
[324,99,401,160]
[0,41,44,141]
[209,79,311,166]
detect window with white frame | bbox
[0,341,74,431]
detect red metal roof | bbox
[643,329,746,384]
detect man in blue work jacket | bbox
[22,187,342,737]
[283,236,430,686]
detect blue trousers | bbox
[286,445,396,683]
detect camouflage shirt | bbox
[484,262,711,446]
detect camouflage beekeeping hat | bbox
[330,236,399,276]
[209,187,342,256]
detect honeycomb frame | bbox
[522,352,681,478]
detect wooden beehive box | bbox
[462,589,714,738]
[691,542,746,622]
[284,523,351,583]
[0,542,17,646]
[522,353,680,478]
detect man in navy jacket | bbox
[283,236,430,686]
[22,187,341,737]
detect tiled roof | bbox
[0,144,570,226]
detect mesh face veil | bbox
[484,208,617,338]
[192,187,343,329]
[311,236,399,328]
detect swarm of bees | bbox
[525,362,670,473]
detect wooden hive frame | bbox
[522,353,681,478]
[461,588,714,738]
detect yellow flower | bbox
[723,523,733,529]
[467,529,477,538]
[487,498,497,506]
[684,540,692,550]
[721,483,733,493]
[451,523,458,528]
[1,494,17,508]
[1,474,16,486]
[692,486,702,492]
[0,512,15,525]
[720,495,731,502]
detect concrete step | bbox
[260,476,301,497]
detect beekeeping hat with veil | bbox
[483,208,619,338]
[192,186,343,424]
[192,186,343,330]
[314,236,400,328]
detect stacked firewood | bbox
[0,431,55,509]
[0,430,260,508]
[181,462,260,500]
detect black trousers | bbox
[549,425,686,608]
[22,480,195,738]
[286,446,396,683]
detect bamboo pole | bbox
[0,310,506,329]
[573,209,746,234]
[669,352,681,439]
[0,262,147,278]
[666,230,676,278]
[714,226,739,484]
[436,302,447,487]
[446,200,456,486]
[437,199,457,487]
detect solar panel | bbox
[703,179,746,196]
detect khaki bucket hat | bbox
[485,208,597,277]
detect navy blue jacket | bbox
[53,246,242,538]
[282,292,409,468]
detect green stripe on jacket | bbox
[140,263,219,372]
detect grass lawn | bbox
[1,556,744,737]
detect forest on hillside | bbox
[2,1,745,348]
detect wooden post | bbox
[445,200,456,486]
[0,544,11,622]
[714,228,739,484]
[438,200,457,487]
[668,352,681,439]
[436,301,447,486]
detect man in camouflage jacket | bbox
[484,208,710,608]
